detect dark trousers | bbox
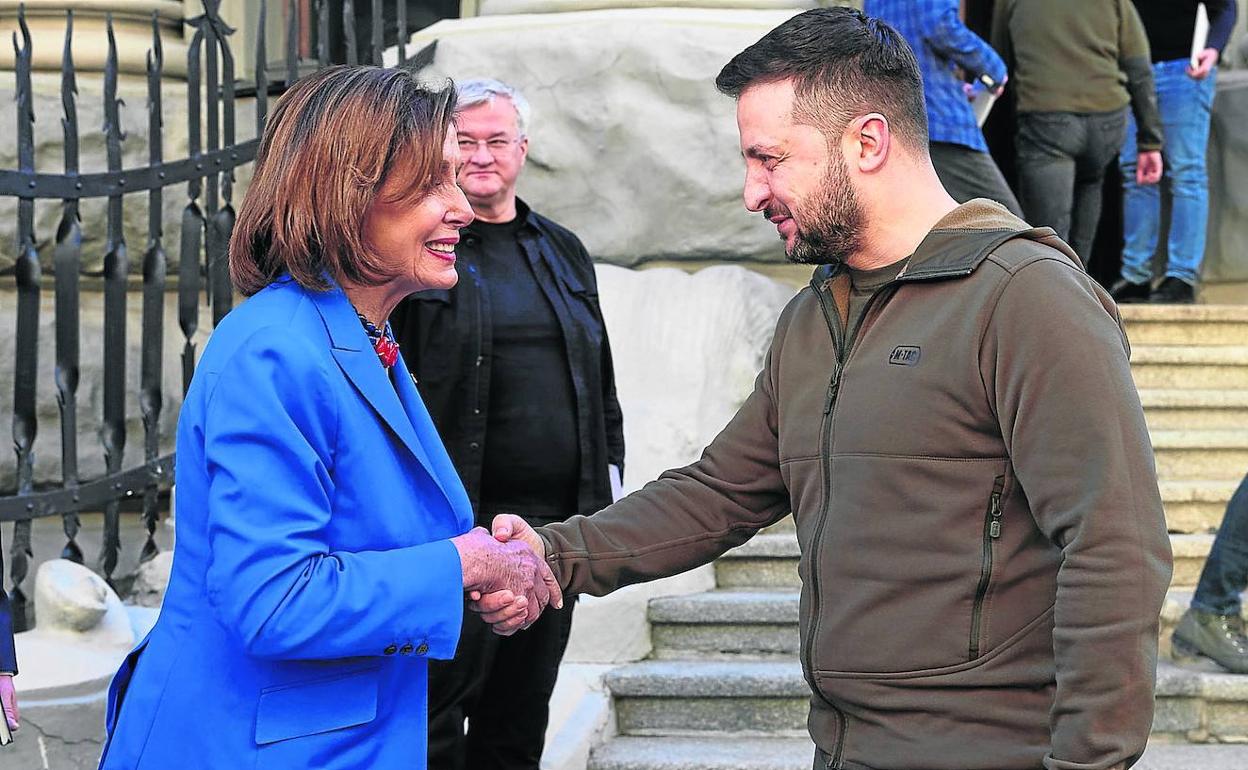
[428,597,577,770]
[1193,471,1248,616]
[929,141,1024,219]
[1015,108,1128,266]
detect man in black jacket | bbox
[390,78,624,770]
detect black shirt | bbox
[1131,0,1238,62]
[473,217,581,519]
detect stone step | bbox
[1172,534,1214,589]
[607,660,808,736]
[606,659,1248,743]
[1130,346,1248,389]
[590,736,816,770]
[1120,305,1248,346]
[1161,480,1238,534]
[1141,389,1248,430]
[649,590,800,659]
[1153,659,1248,743]
[1152,431,1248,481]
[716,532,1217,590]
[715,533,800,589]
[589,736,1248,770]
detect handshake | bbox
[450,515,559,636]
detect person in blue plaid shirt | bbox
[864,0,1022,216]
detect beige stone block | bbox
[0,0,188,77]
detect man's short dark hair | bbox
[716,7,928,151]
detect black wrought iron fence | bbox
[0,0,438,630]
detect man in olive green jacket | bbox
[480,9,1171,770]
[991,0,1166,266]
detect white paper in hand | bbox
[1191,3,1210,69]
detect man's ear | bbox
[850,113,890,174]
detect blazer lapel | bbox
[309,286,450,502]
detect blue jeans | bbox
[1193,471,1248,616]
[1119,59,1217,286]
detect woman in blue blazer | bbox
[98,66,560,770]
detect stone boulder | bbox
[596,263,797,490]
[32,558,134,645]
[129,550,175,608]
[396,7,808,267]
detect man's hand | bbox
[1136,150,1163,185]
[466,515,560,636]
[452,527,562,635]
[0,674,18,732]
[1188,48,1219,79]
[491,514,547,559]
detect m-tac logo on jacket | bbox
[888,346,921,366]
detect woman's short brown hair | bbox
[229,66,456,296]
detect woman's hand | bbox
[452,527,562,635]
[1,674,18,732]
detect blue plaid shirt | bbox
[865,0,1007,152]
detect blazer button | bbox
[469,442,480,451]
[399,643,415,655]
[416,642,429,656]
[384,644,398,655]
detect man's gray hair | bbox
[456,78,532,137]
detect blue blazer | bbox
[98,278,473,769]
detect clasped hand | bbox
[453,516,559,636]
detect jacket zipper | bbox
[807,275,898,769]
[969,475,1006,660]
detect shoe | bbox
[1172,608,1248,674]
[1150,277,1196,304]
[1108,278,1151,303]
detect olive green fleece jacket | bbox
[992,0,1165,151]
[537,200,1172,770]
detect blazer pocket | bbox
[255,666,380,746]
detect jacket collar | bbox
[814,199,1076,285]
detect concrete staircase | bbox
[586,306,1248,770]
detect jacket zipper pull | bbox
[989,492,1003,539]
[824,368,841,415]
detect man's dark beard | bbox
[782,160,863,267]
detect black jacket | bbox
[391,200,624,525]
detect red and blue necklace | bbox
[357,313,400,369]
